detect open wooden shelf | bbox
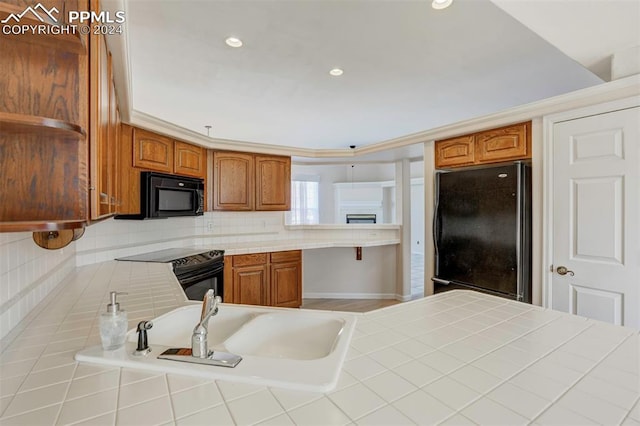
[0,112,86,137]
[0,220,87,233]
[0,2,86,54]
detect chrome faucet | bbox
[157,289,242,368]
[192,290,220,358]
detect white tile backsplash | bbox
[0,232,76,342]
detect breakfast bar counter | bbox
[0,261,638,425]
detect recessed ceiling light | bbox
[225,37,243,48]
[432,0,453,10]
[329,68,344,77]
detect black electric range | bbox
[117,248,225,301]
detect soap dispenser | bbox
[99,291,128,350]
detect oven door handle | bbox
[175,264,224,286]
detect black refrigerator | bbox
[432,162,532,303]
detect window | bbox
[288,180,319,224]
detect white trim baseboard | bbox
[303,292,398,300]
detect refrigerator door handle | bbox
[433,174,441,264]
[515,162,524,302]
[432,277,451,285]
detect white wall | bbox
[410,161,426,255]
[410,182,425,254]
[75,212,293,265]
[75,216,202,265]
[292,163,396,223]
[0,233,76,341]
[302,246,397,299]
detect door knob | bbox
[556,266,575,276]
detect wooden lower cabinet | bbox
[270,251,302,308]
[233,263,269,306]
[225,250,302,307]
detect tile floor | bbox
[302,299,400,313]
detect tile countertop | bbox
[216,238,400,256]
[0,261,639,425]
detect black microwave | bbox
[115,172,204,220]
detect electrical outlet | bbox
[207,222,214,231]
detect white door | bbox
[551,106,639,328]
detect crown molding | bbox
[356,74,640,154]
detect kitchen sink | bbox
[224,312,345,360]
[132,304,258,347]
[75,303,357,392]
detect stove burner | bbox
[116,248,226,301]
[171,250,224,272]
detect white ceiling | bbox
[491,0,640,82]
[122,0,636,153]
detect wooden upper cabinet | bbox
[174,141,205,178]
[89,28,121,220]
[255,155,291,211]
[118,124,139,214]
[0,0,90,231]
[108,69,121,214]
[132,128,174,173]
[129,127,206,178]
[434,136,475,168]
[435,122,531,169]
[119,125,208,214]
[475,122,530,163]
[213,151,255,210]
[212,151,291,212]
[89,28,110,219]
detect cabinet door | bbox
[174,141,206,178]
[435,136,475,168]
[0,0,89,230]
[223,256,234,303]
[255,155,291,211]
[233,253,268,267]
[213,152,254,210]
[106,52,120,214]
[89,31,112,219]
[271,255,302,308]
[117,124,141,214]
[132,128,174,173]
[233,264,269,306]
[475,122,530,164]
